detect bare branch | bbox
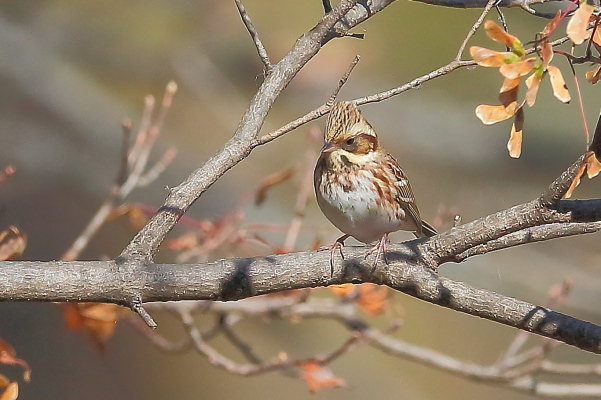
[326,55,361,107]
[235,0,272,74]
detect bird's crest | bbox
[324,102,377,142]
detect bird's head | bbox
[321,102,379,157]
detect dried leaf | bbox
[109,205,148,229]
[585,151,601,178]
[484,20,523,53]
[475,103,517,125]
[0,227,26,261]
[547,65,571,103]
[542,10,564,37]
[0,338,30,382]
[0,375,10,388]
[567,2,594,45]
[0,383,17,400]
[499,80,519,107]
[301,362,345,393]
[593,22,601,47]
[329,283,356,297]
[255,168,295,206]
[585,65,601,84]
[356,284,389,315]
[525,73,542,106]
[469,47,509,67]
[64,303,123,351]
[499,58,536,79]
[565,155,589,198]
[540,40,554,68]
[163,232,199,251]
[0,166,15,184]
[508,107,525,158]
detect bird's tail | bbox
[413,220,437,238]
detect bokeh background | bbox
[0,1,600,399]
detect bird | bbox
[314,101,436,275]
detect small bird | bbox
[314,101,436,274]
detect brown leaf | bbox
[567,2,594,45]
[0,338,30,382]
[585,151,601,179]
[475,103,517,125]
[0,382,17,400]
[301,362,345,393]
[499,58,535,79]
[484,20,521,49]
[508,107,525,158]
[329,283,356,298]
[585,65,601,84]
[163,232,199,251]
[564,151,600,198]
[64,303,123,351]
[255,167,295,206]
[0,375,10,388]
[469,46,508,67]
[525,73,542,106]
[356,284,389,315]
[0,227,26,261]
[547,65,571,103]
[542,10,564,38]
[499,79,519,108]
[109,205,148,229]
[540,40,554,68]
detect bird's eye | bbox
[345,138,355,146]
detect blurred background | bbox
[0,0,600,399]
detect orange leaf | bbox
[64,303,123,351]
[567,2,594,45]
[0,227,26,261]
[329,283,356,297]
[508,107,525,158]
[499,58,535,79]
[499,79,519,108]
[585,151,601,179]
[593,23,601,47]
[585,65,601,84]
[109,205,148,229]
[163,231,199,251]
[356,284,390,315]
[525,73,542,106]
[542,10,564,38]
[476,103,517,125]
[469,47,508,67]
[0,375,10,388]
[301,362,345,393]
[0,382,17,400]
[540,40,554,68]
[0,339,30,382]
[547,65,571,103]
[484,20,522,50]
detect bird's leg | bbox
[365,233,389,274]
[320,234,350,277]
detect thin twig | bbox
[327,55,361,106]
[235,0,273,74]
[456,0,498,61]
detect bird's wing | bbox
[385,153,424,236]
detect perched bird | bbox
[314,101,436,274]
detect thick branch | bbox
[3,227,601,354]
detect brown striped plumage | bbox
[314,102,435,272]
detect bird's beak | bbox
[320,142,337,153]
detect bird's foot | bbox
[320,234,350,277]
[365,234,389,275]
